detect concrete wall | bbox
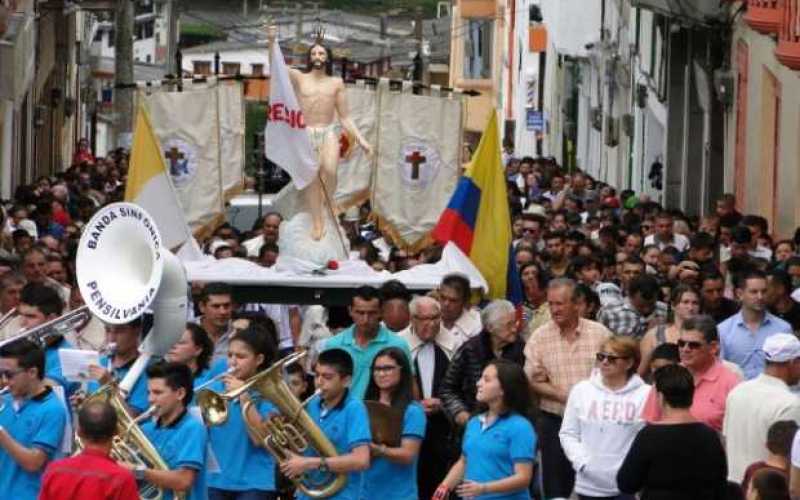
[727,23,800,237]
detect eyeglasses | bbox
[596,352,626,363]
[413,315,441,322]
[373,365,399,373]
[677,339,705,350]
[522,228,538,234]
[0,368,24,380]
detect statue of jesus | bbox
[267,24,372,242]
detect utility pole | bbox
[243,0,248,18]
[165,0,180,76]
[114,0,135,137]
[414,6,428,85]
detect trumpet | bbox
[0,305,91,350]
[197,352,347,498]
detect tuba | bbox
[73,202,189,500]
[75,383,184,500]
[197,352,347,498]
[75,202,187,393]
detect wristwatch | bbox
[134,465,147,481]
[318,456,329,473]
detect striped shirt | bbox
[524,318,611,415]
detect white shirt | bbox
[723,373,800,482]
[441,308,482,347]
[242,235,265,257]
[643,233,690,252]
[399,325,460,399]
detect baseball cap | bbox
[762,333,800,363]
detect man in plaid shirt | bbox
[597,274,667,338]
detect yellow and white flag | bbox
[124,104,192,249]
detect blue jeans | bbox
[208,488,277,500]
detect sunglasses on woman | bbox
[595,352,626,363]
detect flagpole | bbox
[317,173,350,258]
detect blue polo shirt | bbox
[298,391,372,500]
[142,409,208,500]
[87,355,150,414]
[205,379,277,492]
[0,387,66,498]
[45,337,79,396]
[718,312,791,379]
[462,412,536,500]
[362,401,426,500]
[323,325,413,398]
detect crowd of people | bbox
[0,147,800,500]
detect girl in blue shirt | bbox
[165,322,214,390]
[362,347,427,500]
[205,324,279,500]
[435,360,536,500]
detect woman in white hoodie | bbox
[559,336,651,500]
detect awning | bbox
[630,0,728,25]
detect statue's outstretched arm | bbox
[335,80,373,156]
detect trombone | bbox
[0,387,8,413]
[0,305,91,349]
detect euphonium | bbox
[75,383,185,500]
[196,352,347,498]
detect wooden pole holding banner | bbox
[317,173,350,259]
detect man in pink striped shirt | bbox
[642,314,740,431]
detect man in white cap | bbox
[723,332,800,483]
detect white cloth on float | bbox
[181,241,488,293]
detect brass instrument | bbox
[0,305,91,349]
[197,352,347,498]
[75,383,185,500]
[0,387,8,412]
[0,307,16,330]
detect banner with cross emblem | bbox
[138,80,245,236]
[371,84,463,250]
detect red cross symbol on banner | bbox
[404,150,427,180]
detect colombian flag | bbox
[125,104,191,250]
[432,112,522,304]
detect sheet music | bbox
[58,348,101,382]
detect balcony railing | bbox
[745,0,783,34]
[776,0,800,69]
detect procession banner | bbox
[371,85,463,250]
[264,41,317,190]
[124,104,192,249]
[139,80,244,236]
[335,84,378,211]
[217,81,246,199]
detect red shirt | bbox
[39,448,139,500]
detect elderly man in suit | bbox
[399,295,459,500]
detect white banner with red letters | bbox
[264,42,318,190]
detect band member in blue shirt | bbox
[0,339,66,498]
[435,360,536,500]
[206,324,279,500]
[362,347,426,500]
[137,361,208,500]
[281,348,371,500]
[17,283,76,394]
[85,319,150,415]
[165,323,215,389]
